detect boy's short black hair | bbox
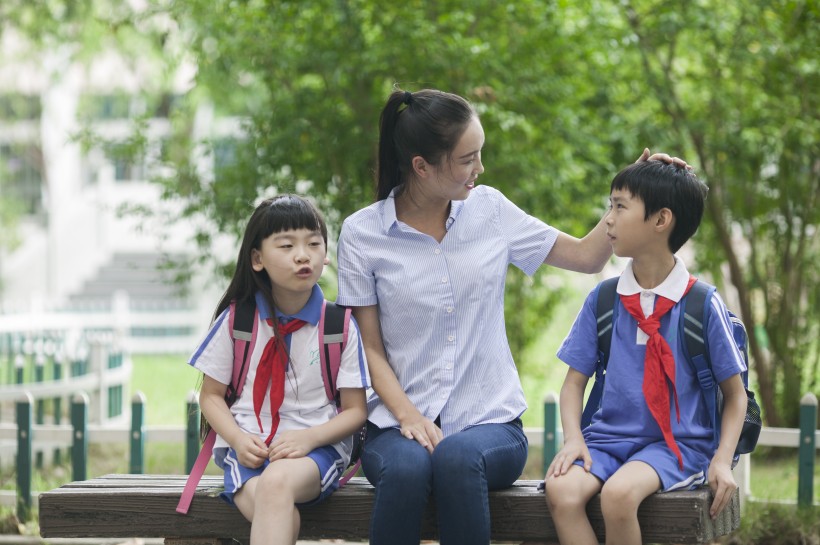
[610,161,709,253]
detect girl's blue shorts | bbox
[213,444,344,506]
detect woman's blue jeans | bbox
[360,418,528,545]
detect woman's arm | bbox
[199,375,268,468]
[352,305,443,453]
[544,216,611,274]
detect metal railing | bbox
[3,391,818,521]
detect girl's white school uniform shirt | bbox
[189,285,370,465]
[337,185,558,436]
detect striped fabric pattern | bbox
[337,185,558,436]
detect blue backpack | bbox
[583,277,762,462]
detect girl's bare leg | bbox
[233,458,321,545]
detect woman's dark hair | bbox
[214,194,327,321]
[610,161,708,253]
[376,88,477,201]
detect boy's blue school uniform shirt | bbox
[337,185,558,436]
[557,258,746,447]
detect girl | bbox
[336,88,687,545]
[189,195,369,545]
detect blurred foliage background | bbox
[0,0,817,427]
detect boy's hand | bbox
[707,457,738,518]
[268,428,319,461]
[231,432,268,469]
[546,436,592,479]
[637,148,693,170]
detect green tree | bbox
[3,0,817,425]
[119,0,622,353]
[613,0,819,426]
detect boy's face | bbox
[605,189,656,258]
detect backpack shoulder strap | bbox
[680,279,720,447]
[595,276,619,367]
[318,301,351,406]
[176,429,216,514]
[581,277,619,428]
[680,280,717,387]
[178,297,258,516]
[228,296,258,404]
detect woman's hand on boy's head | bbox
[637,148,694,171]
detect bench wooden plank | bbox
[38,474,739,544]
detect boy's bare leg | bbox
[234,458,321,545]
[544,465,602,545]
[600,461,661,545]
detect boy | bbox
[544,161,747,545]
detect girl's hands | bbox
[399,412,444,454]
[232,432,269,469]
[268,428,319,461]
[545,436,592,479]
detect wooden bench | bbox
[39,474,739,544]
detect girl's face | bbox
[428,116,485,201]
[251,228,326,306]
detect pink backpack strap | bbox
[230,298,259,401]
[178,298,257,515]
[318,301,351,404]
[176,429,216,514]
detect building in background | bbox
[0,28,221,355]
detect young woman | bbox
[336,88,686,545]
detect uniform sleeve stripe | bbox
[190,308,229,367]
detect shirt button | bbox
[446,307,454,313]
[441,277,448,283]
[445,363,452,370]
[441,393,447,399]
[434,248,441,255]
[447,335,455,342]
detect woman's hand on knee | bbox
[399,413,443,453]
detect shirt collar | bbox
[381,186,465,233]
[255,284,325,326]
[617,256,691,302]
[382,189,400,232]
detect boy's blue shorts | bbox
[575,438,712,492]
[214,444,344,506]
